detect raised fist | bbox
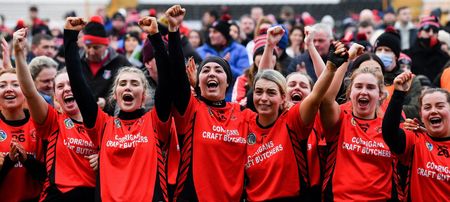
[64,17,86,31]
[327,41,348,69]
[165,5,186,32]
[266,26,285,47]
[139,16,158,35]
[348,43,364,60]
[304,26,316,45]
[394,71,414,92]
[12,28,27,53]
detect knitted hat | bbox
[124,31,141,44]
[142,39,154,63]
[112,12,125,21]
[374,26,401,58]
[83,16,109,45]
[398,53,412,66]
[419,16,440,30]
[252,34,278,61]
[197,56,232,86]
[211,14,232,42]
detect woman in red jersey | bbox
[320,52,403,200]
[0,67,45,202]
[383,72,450,201]
[13,28,98,201]
[243,25,348,201]
[64,17,171,201]
[144,5,251,201]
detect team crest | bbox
[114,119,122,128]
[247,133,256,145]
[351,117,357,126]
[103,70,112,79]
[426,141,433,151]
[0,130,6,142]
[30,129,37,142]
[64,118,74,129]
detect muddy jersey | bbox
[245,103,313,201]
[0,113,43,202]
[322,109,400,201]
[402,130,450,201]
[36,105,96,198]
[173,96,252,202]
[87,107,170,202]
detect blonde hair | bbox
[254,69,289,111]
[28,56,58,80]
[345,66,386,111]
[108,66,150,107]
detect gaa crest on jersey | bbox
[103,70,112,79]
[64,118,74,129]
[247,133,256,145]
[0,130,6,142]
[351,117,356,126]
[114,119,121,128]
[426,141,433,151]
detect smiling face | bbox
[254,78,285,117]
[0,72,25,110]
[421,91,450,138]
[34,67,57,96]
[349,73,383,119]
[286,73,312,104]
[113,72,146,112]
[54,73,80,116]
[198,62,229,101]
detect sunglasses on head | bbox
[421,24,439,33]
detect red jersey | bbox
[0,112,43,202]
[323,109,399,201]
[87,107,170,202]
[173,96,251,201]
[167,118,180,186]
[35,105,97,198]
[245,103,313,201]
[307,114,325,189]
[402,130,450,201]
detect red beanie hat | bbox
[83,15,109,45]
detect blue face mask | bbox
[376,53,394,71]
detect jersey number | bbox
[12,134,26,142]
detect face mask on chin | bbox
[376,52,395,72]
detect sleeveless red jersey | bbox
[0,113,43,202]
[323,109,399,201]
[87,107,170,201]
[173,96,251,201]
[402,130,450,201]
[35,105,97,197]
[245,103,313,201]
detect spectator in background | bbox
[188,29,203,49]
[79,16,132,115]
[27,33,56,62]
[122,31,143,68]
[278,6,295,30]
[109,12,127,50]
[200,10,218,42]
[239,14,255,46]
[406,16,449,82]
[394,6,417,50]
[286,25,305,58]
[288,23,333,82]
[359,9,375,25]
[197,15,249,101]
[438,30,450,56]
[29,5,50,36]
[377,7,396,30]
[250,7,264,24]
[246,17,273,63]
[28,56,58,106]
[357,20,375,42]
[230,21,241,43]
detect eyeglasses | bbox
[421,25,439,34]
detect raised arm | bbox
[258,26,284,71]
[382,71,414,154]
[1,37,12,69]
[139,16,172,122]
[63,17,98,128]
[320,43,364,130]
[13,28,48,124]
[166,5,191,115]
[304,26,325,78]
[300,41,348,125]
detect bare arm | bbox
[301,41,348,125]
[13,28,48,124]
[1,37,12,69]
[258,26,284,72]
[304,26,325,78]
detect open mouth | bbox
[291,93,303,102]
[429,117,442,125]
[122,94,134,102]
[4,94,16,100]
[358,98,370,107]
[207,80,219,89]
[63,95,75,104]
